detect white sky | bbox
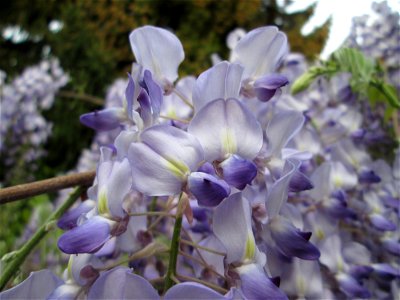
[277,0,400,59]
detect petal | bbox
[164,282,225,299]
[213,193,256,264]
[265,110,304,158]
[0,270,63,299]
[57,200,96,230]
[128,142,184,196]
[289,170,313,192]
[129,25,184,84]
[336,273,371,299]
[358,169,381,184]
[48,284,81,300]
[192,61,244,111]
[369,213,396,231]
[189,98,263,161]
[232,26,288,79]
[140,125,204,172]
[269,216,320,260]
[105,158,132,218]
[58,216,112,254]
[236,263,288,300]
[265,159,298,220]
[188,172,230,207]
[253,74,289,102]
[80,108,125,131]
[88,267,159,299]
[219,155,257,190]
[141,70,163,118]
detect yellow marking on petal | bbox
[316,229,325,240]
[98,187,110,215]
[243,233,256,262]
[333,175,343,188]
[67,256,73,279]
[165,159,190,179]
[221,127,237,155]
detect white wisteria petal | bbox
[189,98,262,162]
[129,26,184,84]
[265,159,299,220]
[192,61,244,111]
[128,143,184,196]
[231,26,288,79]
[139,125,204,171]
[265,110,304,159]
[213,193,258,264]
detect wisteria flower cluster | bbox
[1,22,398,299]
[347,0,400,90]
[0,59,68,183]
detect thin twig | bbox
[176,273,228,294]
[58,90,104,106]
[0,171,96,204]
[180,239,226,256]
[0,187,85,290]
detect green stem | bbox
[163,194,184,292]
[0,187,84,291]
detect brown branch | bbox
[0,171,96,204]
[57,90,105,106]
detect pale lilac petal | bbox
[188,172,230,207]
[105,158,132,218]
[265,160,298,219]
[232,26,288,79]
[48,284,81,300]
[80,108,125,131]
[164,282,225,299]
[265,110,304,158]
[128,143,184,196]
[125,73,135,120]
[88,267,159,299]
[236,263,288,300]
[129,25,184,84]
[309,163,333,200]
[114,130,138,159]
[0,270,63,299]
[58,216,112,254]
[213,193,254,264]
[139,125,204,172]
[69,253,103,286]
[141,70,163,117]
[369,213,396,231]
[192,61,244,111]
[189,98,263,161]
[193,235,226,277]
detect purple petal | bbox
[269,216,320,260]
[253,74,288,102]
[88,267,159,299]
[0,270,63,299]
[289,170,314,192]
[58,216,111,254]
[383,239,400,256]
[372,263,400,280]
[219,155,257,190]
[141,69,163,117]
[358,170,381,184]
[336,273,371,299]
[80,108,125,131]
[197,162,216,176]
[164,282,225,299]
[57,200,96,230]
[369,213,396,231]
[236,263,288,300]
[188,172,231,207]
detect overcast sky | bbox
[277,0,400,59]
